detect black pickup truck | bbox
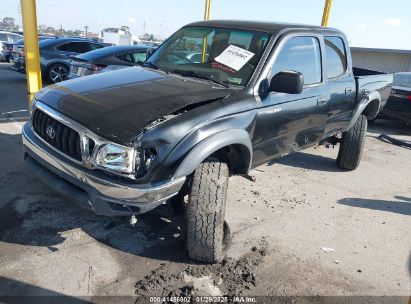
[22,20,392,263]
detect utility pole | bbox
[84,25,89,38]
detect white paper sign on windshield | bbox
[214,45,255,71]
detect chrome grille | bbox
[32,109,82,161]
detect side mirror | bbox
[270,70,304,94]
[146,48,155,59]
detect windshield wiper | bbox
[170,69,230,88]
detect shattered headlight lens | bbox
[95,143,137,174]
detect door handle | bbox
[345,87,353,94]
[317,96,328,106]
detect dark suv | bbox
[11,37,105,83]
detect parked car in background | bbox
[11,37,105,83]
[68,45,150,79]
[383,72,411,123]
[5,36,52,63]
[0,31,23,62]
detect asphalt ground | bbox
[0,62,410,302]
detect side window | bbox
[131,51,147,63]
[0,33,10,41]
[90,43,104,51]
[324,36,347,79]
[56,43,71,52]
[9,34,21,42]
[69,42,91,53]
[271,36,322,85]
[117,53,133,63]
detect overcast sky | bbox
[1,0,410,50]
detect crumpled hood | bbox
[35,66,233,144]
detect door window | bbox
[117,53,133,63]
[324,36,347,79]
[9,34,22,42]
[271,36,322,85]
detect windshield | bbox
[146,26,270,87]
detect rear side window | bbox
[0,33,9,41]
[69,42,91,53]
[324,36,347,79]
[91,43,104,51]
[56,43,71,52]
[271,36,322,85]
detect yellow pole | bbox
[201,0,211,63]
[321,0,332,26]
[204,0,211,20]
[20,0,42,105]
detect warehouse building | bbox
[351,47,411,74]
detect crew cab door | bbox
[323,36,355,134]
[252,35,328,167]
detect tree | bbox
[120,26,130,34]
[0,17,19,31]
[38,24,47,34]
[46,26,56,35]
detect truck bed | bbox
[353,67,393,110]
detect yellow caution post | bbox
[201,0,211,63]
[20,0,42,105]
[203,0,211,20]
[321,0,332,26]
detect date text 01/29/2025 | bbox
[148,296,257,303]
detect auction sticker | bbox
[214,45,254,71]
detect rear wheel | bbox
[186,160,230,263]
[47,64,68,83]
[337,114,367,170]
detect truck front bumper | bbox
[22,123,185,216]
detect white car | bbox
[0,31,23,62]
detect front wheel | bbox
[337,114,368,170]
[186,160,229,263]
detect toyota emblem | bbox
[46,125,56,139]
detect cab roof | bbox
[186,20,342,36]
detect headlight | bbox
[95,144,137,174]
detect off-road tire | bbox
[186,161,229,263]
[337,114,367,170]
